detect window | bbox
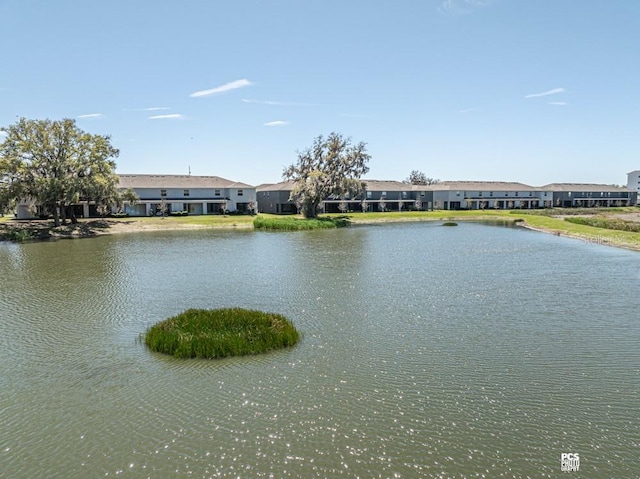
[402,191,407,198]
[479,192,483,197]
[529,192,533,197]
[420,191,425,197]
[160,189,167,197]
[237,189,243,196]
[381,191,386,196]
[184,189,189,197]
[366,191,372,198]
[456,191,460,197]
[214,189,221,196]
[515,192,519,197]
[489,192,493,197]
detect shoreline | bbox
[2,214,639,253]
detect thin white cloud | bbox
[459,107,478,114]
[524,88,565,99]
[148,114,187,120]
[264,120,289,127]
[548,102,568,106]
[77,113,104,119]
[0,130,7,136]
[190,79,252,98]
[439,0,491,15]
[124,107,172,112]
[242,98,313,107]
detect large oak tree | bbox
[283,132,371,218]
[0,118,126,226]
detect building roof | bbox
[427,181,540,191]
[542,183,630,192]
[118,174,253,189]
[256,180,296,192]
[256,179,411,192]
[363,180,410,191]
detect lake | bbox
[1,222,639,477]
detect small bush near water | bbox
[442,221,458,226]
[144,308,300,359]
[0,228,38,242]
[253,215,349,231]
[564,216,640,233]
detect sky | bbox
[1,0,639,187]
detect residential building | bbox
[256,181,297,214]
[627,171,640,204]
[427,181,549,210]
[543,183,636,208]
[118,174,256,216]
[257,180,420,214]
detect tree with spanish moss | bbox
[405,170,440,186]
[0,118,126,226]
[283,132,371,218]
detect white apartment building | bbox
[627,170,640,204]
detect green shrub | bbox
[169,211,189,216]
[514,207,626,217]
[564,216,640,232]
[0,228,38,242]
[144,308,300,359]
[442,221,458,226]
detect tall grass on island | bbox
[253,215,349,231]
[144,308,300,359]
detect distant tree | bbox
[405,170,440,185]
[338,199,348,213]
[158,197,168,218]
[283,132,370,218]
[414,197,422,211]
[378,198,387,212]
[0,118,121,226]
[361,198,368,212]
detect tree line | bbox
[2,118,436,223]
[0,118,137,226]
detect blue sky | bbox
[1,0,638,186]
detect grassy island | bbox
[253,215,349,231]
[144,308,300,359]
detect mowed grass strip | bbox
[144,308,300,359]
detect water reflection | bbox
[1,223,639,477]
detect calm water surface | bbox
[1,222,639,478]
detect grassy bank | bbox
[516,214,640,250]
[120,214,255,228]
[3,209,639,251]
[144,308,300,359]
[564,216,640,233]
[253,215,350,231]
